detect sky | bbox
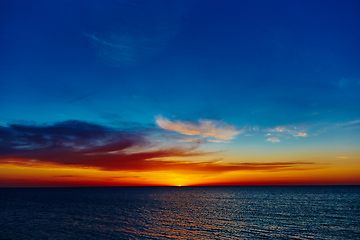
[0,0,359,187]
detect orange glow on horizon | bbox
[1,152,360,187]
[1,160,359,187]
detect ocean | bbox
[0,186,359,239]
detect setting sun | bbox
[1,1,359,239]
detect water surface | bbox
[0,186,359,239]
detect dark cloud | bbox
[0,120,208,171]
[0,120,318,173]
[0,120,139,156]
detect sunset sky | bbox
[1,0,359,187]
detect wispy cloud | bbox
[86,33,140,64]
[266,137,280,143]
[294,132,307,137]
[335,156,360,160]
[54,175,79,178]
[178,137,208,144]
[332,77,360,89]
[1,158,318,175]
[156,116,242,142]
[84,2,184,66]
[338,119,360,127]
[265,126,307,138]
[66,90,101,104]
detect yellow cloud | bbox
[156,116,241,141]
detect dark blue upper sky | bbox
[1,0,359,155]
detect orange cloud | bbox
[1,156,317,174]
[156,116,241,141]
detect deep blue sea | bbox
[0,186,359,239]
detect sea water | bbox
[0,186,359,239]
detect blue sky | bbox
[0,0,359,186]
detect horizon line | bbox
[1,184,359,189]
